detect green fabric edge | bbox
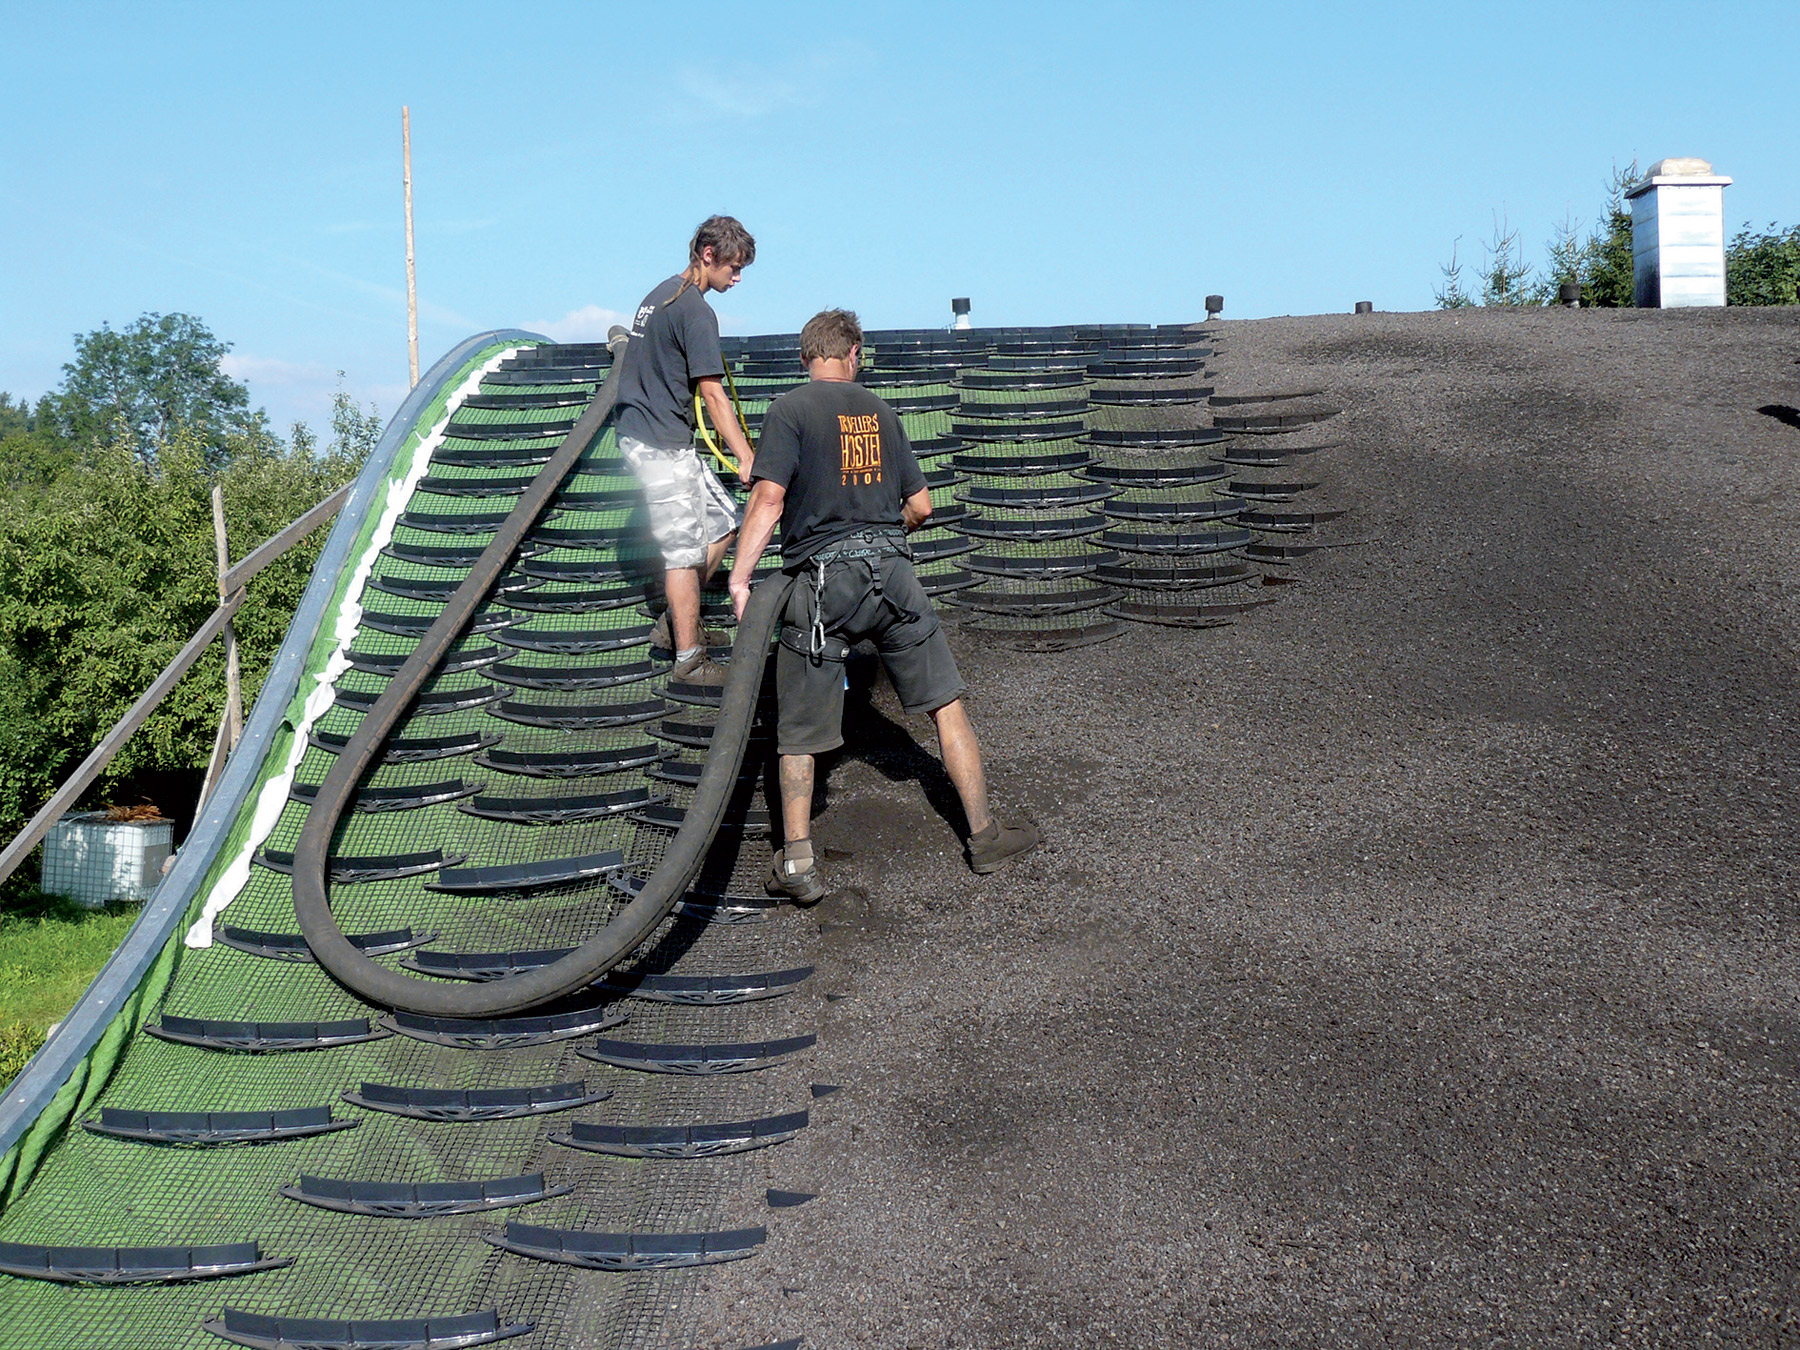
[0,335,536,1212]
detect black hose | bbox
[293,335,793,1015]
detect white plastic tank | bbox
[41,811,172,907]
[1626,158,1733,308]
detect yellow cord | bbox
[692,366,756,477]
[693,391,736,474]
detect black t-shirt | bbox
[613,274,726,447]
[753,379,927,566]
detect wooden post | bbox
[196,694,234,815]
[211,486,242,748]
[403,105,419,387]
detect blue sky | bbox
[3,1,1795,436]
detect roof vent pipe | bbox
[951,297,972,331]
[1205,294,1224,320]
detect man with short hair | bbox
[614,215,757,687]
[729,308,1040,901]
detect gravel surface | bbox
[686,306,1800,1348]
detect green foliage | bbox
[1479,213,1535,307]
[1537,213,1583,304]
[0,430,365,831]
[1578,162,1637,308]
[46,312,270,466]
[0,393,36,440]
[1434,238,1475,309]
[0,312,377,838]
[0,887,141,1086]
[328,373,385,461]
[1726,222,1800,306]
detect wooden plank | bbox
[194,701,234,815]
[220,482,351,594]
[0,590,246,889]
[212,486,243,746]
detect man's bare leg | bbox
[665,533,737,652]
[769,752,825,903]
[928,699,992,836]
[778,754,815,846]
[663,565,704,652]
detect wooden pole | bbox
[403,105,419,387]
[211,486,243,749]
[196,697,234,815]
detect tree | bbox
[1536,213,1582,304]
[0,395,71,491]
[0,394,34,440]
[46,312,270,465]
[1726,223,1800,306]
[1435,238,1475,309]
[0,314,378,839]
[327,374,384,461]
[1578,162,1637,308]
[0,427,369,831]
[1479,213,1535,307]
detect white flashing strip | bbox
[185,347,520,947]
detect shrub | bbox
[1727,223,1800,306]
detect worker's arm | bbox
[729,478,786,620]
[697,376,754,483]
[902,486,932,532]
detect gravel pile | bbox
[687,305,1800,1347]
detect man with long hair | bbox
[614,215,757,686]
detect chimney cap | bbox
[1627,158,1732,198]
[951,297,971,315]
[1645,157,1713,177]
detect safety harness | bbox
[781,526,920,665]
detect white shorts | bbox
[618,436,740,569]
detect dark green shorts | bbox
[775,555,966,756]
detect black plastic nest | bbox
[944,581,1118,616]
[1088,384,1214,407]
[1099,526,1252,556]
[956,367,1088,391]
[1092,558,1255,591]
[951,446,1096,477]
[1079,460,1227,488]
[952,418,1086,444]
[1084,426,1225,450]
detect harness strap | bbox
[782,622,850,663]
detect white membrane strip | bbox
[185,348,520,947]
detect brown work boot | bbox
[966,816,1040,874]
[766,845,827,906]
[670,651,730,688]
[651,611,728,653]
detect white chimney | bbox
[951,297,972,331]
[1626,158,1732,308]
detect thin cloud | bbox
[670,42,873,122]
[219,353,333,386]
[524,304,633,343]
